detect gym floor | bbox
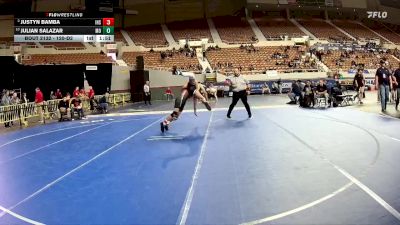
[0,95,399,225]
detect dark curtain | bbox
[85,63,112,95]
[2,61,113,101]
[15,64,84,101]
[0,57,17,91]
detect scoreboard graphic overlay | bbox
[14,13,114,42]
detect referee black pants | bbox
[144,93,151,105]
[227,90,251,117]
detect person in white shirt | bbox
[206,83,218,102]
[143,81,151,105]
[226,69,252,119]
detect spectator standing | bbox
[10,92,20,105]
[79,88,87,98]
[392,62,400,111]
[73,87,80,98]
[20,93,29,123]
[21,93,29,104]
[298,80,306,92]
[353,69,365,104]
[226,69,252,119]
[50,91,56,100]
[375,60,392,112]
[88,86,95,110]
[143,81,151,105]
[1,90,11,128]
[35,87,44,123]
[55,89,62,99]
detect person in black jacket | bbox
[331,81,343,107]
[301,80,314,108]
[353,68,365,104]
[57,96,71,121]
[288,80,301,104]
[375,60,392,112]
[393,63,400,110]
[98,93,109,113]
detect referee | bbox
[226,69,252,119]
[143,81,151,105]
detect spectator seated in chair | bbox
[262,83,271,95]
[71,98,85,119]
[271,81,279,94]
[315,79,330,108]
[57,96,71,121]
[164,87,174,101]
[330,81,343,107]
[287,80,301,104]
[97,93,109,113]
[300,80,315,108]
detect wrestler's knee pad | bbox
[170,111,179,120]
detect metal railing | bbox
[0,93,131,127]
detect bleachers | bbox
[167,19,212,42]
[126,24,168,48]
[297,19,351,42]
[363,21,400,44]
[114,30,127,45]
[321,50,398,71]
[213,16,256,44]
[332,20,382,42]
[21,53,114,65]
[205,46,317,74]
[0,37,37,48]
[122,50,202,72]
[254,18,304,40]
[0,37,15,47]
[40,42,86,50]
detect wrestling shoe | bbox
[165,124,169,131]
[204,102,211,111]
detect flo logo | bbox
[367,11,388,19]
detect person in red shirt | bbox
[35,87,44,122]
[73,87,80,98]
[55,89,62,99]
[79,88,86,97]
[88,86,95,110]
[164,87,174,101]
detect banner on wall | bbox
[213,79,337,94]
[339,78,375,87]
[266,70,278,77]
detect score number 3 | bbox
[102,18,114,26]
